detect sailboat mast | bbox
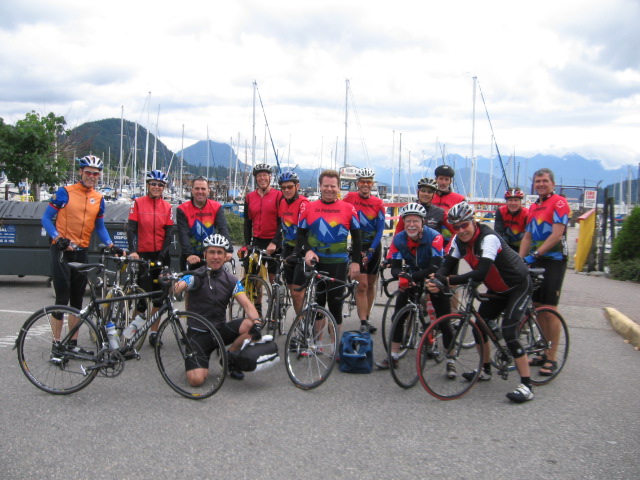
[251,81,257,190]
[180,124,184,200]
[344,78,349,167]
[228,135,233,199]
[470,76,477,202]
[398,133,402,198]
[144,92,150,196]
[119,106,124,196]
[206,125,210,181]
[153,105,159,171]
[133,122,138,196]
[391,130,395,201]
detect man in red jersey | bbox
[494,187,528,252]
[242,164,283,282]
[274,171,308,313]
[128,170,174,346]
[519,168,569,377]
[431,164,465,248]
[177,176,232,271]
[343,167,385,333]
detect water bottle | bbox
[123,313,146,340]
[487,319,502,340]
[278,283,286,298]
[105,321,120,349]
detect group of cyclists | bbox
[43,155,569,400]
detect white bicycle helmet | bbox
[447,201,475,224]
[253,164,272,176]
[203,233,230,250]
[77,155,104,170]
[417,177,438,191]
[356,167,375,180]
[399,202,427,219]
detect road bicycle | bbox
[416,269,570,400]
[284,261,357,390]
[15,262,227,400]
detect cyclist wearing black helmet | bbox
[428,201,535,403]
[432,165,466,247]
[127,170,174,346]
[274,170,308,313]
[42,155,119,353]
[242,164,283,280]
[494,187,528,252]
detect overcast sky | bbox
[1,0,639,174]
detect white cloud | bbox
[0,0,639,173]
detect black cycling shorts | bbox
[184,319,244,371]
[138,251,171,307]
[359,244,382,275]
[282,245,306,285]
[531,258,567,307]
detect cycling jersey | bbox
[276,194,308,248]
[298,199,360,263]
[186,267,245,327]
[494,205,529,251]
[448,223,529,293]
[177,199,232,256]
[525,193,570,261]
[343,192,386,249]
[127,195,173,253]
[432,190,465,245]
[244,188,283,243]
[390,226,444,275]
[42,183,111,248]
[394,203,445,236]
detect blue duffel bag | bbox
[339,330,373,374]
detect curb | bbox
[604,307,640,350]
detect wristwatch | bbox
[532,250,541,259]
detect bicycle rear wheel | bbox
[155,311,226,400]
[388,305,423,389]
[417,314,483,400]
[522,307,569,386]
[228,275,272,323]
[16,306,101,395]
[284,306,338,390]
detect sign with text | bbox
[583,190,597,209]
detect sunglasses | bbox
[451,222,471,231]
[83,171,101,177]
[358,180,374,185]
[148,182,165,187]
[281,185,296,191]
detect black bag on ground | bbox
[227,336,279,372]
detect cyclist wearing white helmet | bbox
[242,163,283,281]
[174,233,263,382]
[377,203,453,370]
[494,187,528,252]
[274,170,308,314]
[428,201,536,403]
[42,155,119,353]
[127,169,174,346]
[343,167,385,333]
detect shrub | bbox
[225,211,244,246]
[609,206,640,282]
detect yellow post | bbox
[574,209,596,272]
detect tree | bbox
[608,206,640,282]
[0,111,71,201]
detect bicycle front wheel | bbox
[284,306,338,390]
[522,307,569,386]
[417,314,483,400]
[16,306,101,395]
[155,311,226,400]
[380,290,400,353]
[388,305,423,389]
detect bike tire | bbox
[523,307,569,386]
[16,305,101,395]
[228,275,272,323]
[380,290,400,353]
[388,305,424,389]
[284,305,338,390]
[417,313,483,400]
[155,311,226,400]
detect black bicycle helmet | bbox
[434,165,455,178]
